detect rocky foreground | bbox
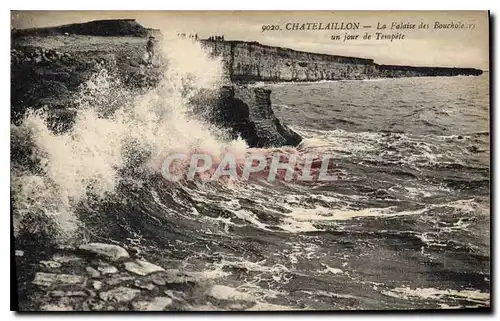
[15,242,285,311]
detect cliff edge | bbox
[202,39,483,82]
[12,19,151,38]
[10,19,302,148]
[191,86,302,147]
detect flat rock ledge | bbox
[78,243,130,261]
[124,260,165,276]
[16,242,273,311]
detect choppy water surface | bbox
[13,38,490,310]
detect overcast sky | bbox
[11,11,489,70]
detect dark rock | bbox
[11,40,162,126]
[223,86,302,147]
[193,85,302,148]
[467,145,480,153]
[211,86,260,147]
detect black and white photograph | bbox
[10,10,490,311]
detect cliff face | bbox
[11,21,302,148]
[206,86,302,147]
[202,40,483,81]
[11,36,162,126]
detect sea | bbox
[12,38,490,310]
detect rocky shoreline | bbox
[16,242,278,311]
[11,20,304,311]
[11,21,302,148]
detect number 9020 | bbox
[261,25,281,32]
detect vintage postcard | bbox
[11,10,490,311]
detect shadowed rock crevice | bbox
[202,86,302,147]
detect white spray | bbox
[11,35,248,241]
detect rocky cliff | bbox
[202,40,483,81]
[12,19,151,38]
[11,20,304,311]
[10,19,302,148]
[191,86,302,147]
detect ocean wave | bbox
[381,286,489,307]
[11,38,242,241]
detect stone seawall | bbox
[201,40,483,81]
